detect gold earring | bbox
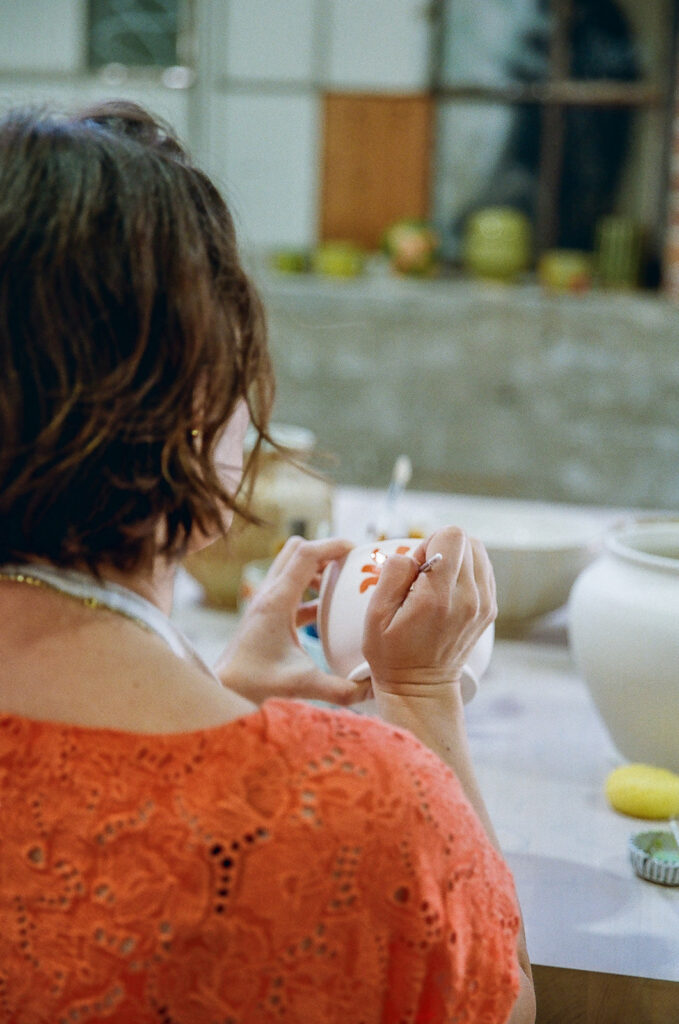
[190,428,199,438]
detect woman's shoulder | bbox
[253,700,522,1015]
[0,698,501,888]
[257,698,464,792]
[254,699,497,855]
[258,700,519,891]
[0,698,481,872]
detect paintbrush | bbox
[370,454,412,539]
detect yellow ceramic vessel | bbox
[463,207,532,282]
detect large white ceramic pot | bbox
[569,519,679,772]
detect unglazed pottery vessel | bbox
[463,206,532,282]
[318,538,494,704]
[569,519,679,773]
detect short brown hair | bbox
[0,101,274,573]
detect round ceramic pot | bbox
[462,206,532,282]
[568,519,679,772]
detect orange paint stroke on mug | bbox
[358,545,411,593]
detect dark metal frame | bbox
[429,0,678,254]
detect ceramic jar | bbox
[568,519,679,772]
[462,206,532,282]
[594,215,641,289]
[538,249,592,294]
[184,425,333,608]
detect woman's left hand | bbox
[213,536,371,706]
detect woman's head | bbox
[0,101,273,573]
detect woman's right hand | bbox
[362,526,497,696]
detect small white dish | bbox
[629,830,679,887]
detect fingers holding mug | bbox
[316,530,496,698]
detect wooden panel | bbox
[320,92,433,249]
[533,964,679,1024]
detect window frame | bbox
[429,0,677,258]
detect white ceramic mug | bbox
[317,538,494,704]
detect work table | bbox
[468,627,679,979]
[172,487,679,1022]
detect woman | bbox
[0,103,534,1023]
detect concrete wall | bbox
[257,266,679,510]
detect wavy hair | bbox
[0,101,274,572]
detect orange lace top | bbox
[0,698,520,1024]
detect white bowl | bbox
[419,500,604,625]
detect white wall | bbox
[0,0,669,254]
[204,0,430,250]
[0,0,190,139]
[0,0,84,72]
[0,0,431,252]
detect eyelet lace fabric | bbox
[0,698,520,1024]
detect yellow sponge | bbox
[605,764,679,820]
